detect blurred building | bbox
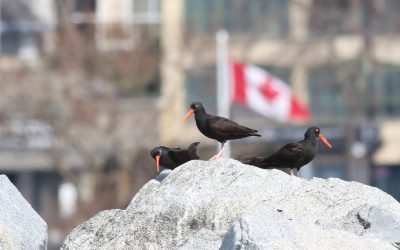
[0,0,55,65]
[159,0,400,199]
[0,0,160,60]
[1,0,161,248]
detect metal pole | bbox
[216,29,231,158]
[0,0,2,54]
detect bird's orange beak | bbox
[318,134,333,149]
[155,155,160,172]
[183,108,194,121]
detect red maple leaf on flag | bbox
[259,76,279,101]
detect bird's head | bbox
[150,147,163,172]
[306,127,333,149]
[183,102,203,121]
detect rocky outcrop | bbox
[0,175,47,250]
[221,204,396,250]
[62,159,400,250]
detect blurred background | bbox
[1,0,400,248]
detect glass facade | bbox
[132,0,160,18]
[308,65,347,118]
[312,164,347,179]
[310,0,364,36]
[74,0,96,12]
[368,64,400,117]
[308,63,400,119]
[372,166,400,201]
[0,1,43,55]
[311,0,400,36]
[370,0,400,34]
[184,0,288,37]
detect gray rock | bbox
[62,159,400,250]
[221,203,396,250]
[178,229,222,250]
[126,169,172,210]
[320,205,400,242]
[0,175,47,250]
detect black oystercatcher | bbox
[238,127,332,176]
[150,142,200,172]
[183,102,260,159]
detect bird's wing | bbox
[168,148,191,163]
[263,143,305,167]
[207,114,257,136]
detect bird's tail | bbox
[187,142,200,159]
[236,156,257,166]
[237,156,275,169]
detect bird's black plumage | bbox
[237,156,292,175]
[184,102,260,158]
[150,142,200,171]
[238,127,332,175]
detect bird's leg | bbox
[290,168,298,176]
[210,142,226,160]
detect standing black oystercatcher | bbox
[238,127,332,176]
[183,102,261,159]
[150,142,200,172]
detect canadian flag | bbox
[231,61,310,122]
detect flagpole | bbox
[216,29,231,158]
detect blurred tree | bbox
[52,0,160,96]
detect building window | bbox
[311,0,400,36]
[312,163,347,179]
[71,0,96,25]
[186,66,217,111]
[95,0,160,51]
[75,0,96,12]
[372,166,400,201]
[132,0,160,24]
[369,64,400,117]
[0,0,43,61]
[370,0,400,34]
[308,65,347,118]
[310,0,364,36]
[184,0,288,37]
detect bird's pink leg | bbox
[210,142,226,160]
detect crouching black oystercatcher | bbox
[238,127,332,176]
[150,142,200,172]
[183,102,260,159]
